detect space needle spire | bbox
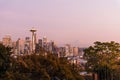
[30,27,37,53]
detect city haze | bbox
[1,0,120,47]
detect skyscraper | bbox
[38,39,42,47]
[24,37,31,54]
[30,27,37,53]
[43,36,47,50]
[16,38,25,55]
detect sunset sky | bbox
[1,0,120,47]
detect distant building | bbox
[48,41,53,52]
[51,41,55,53]
[78,48,85,58]
[24,37,31,54]
[43,36,47,50]
[12,42,17,54]
[43,36,47,43]
[16,38,25,55]
[38,39,42,47]
[73,47,78,56]
[2,35,12,47]
[65,44,73,57]
[35,43,40,54]
[59,47,66,57]
[35,39,43,54]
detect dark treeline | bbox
[2,41,120,80]
[84,41,120,80]
[0,44,83,80]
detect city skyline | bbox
[1,0,120,47]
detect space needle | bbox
[30,27,37,53]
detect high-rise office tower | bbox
[30,27,37,53]
[16,38,25,54]
[24,37,31,54]
[43,36,47,50]
[38,39,42,47]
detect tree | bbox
[0,45,83,80]
[0,44,12,77]
[84,41,120,80]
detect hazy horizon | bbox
[1,0,120,47]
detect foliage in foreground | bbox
[0,44,83,80]
[84,41,120,80]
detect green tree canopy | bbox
[0,44,12,77]
[84,41,120,80]
[0,44,83,80]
